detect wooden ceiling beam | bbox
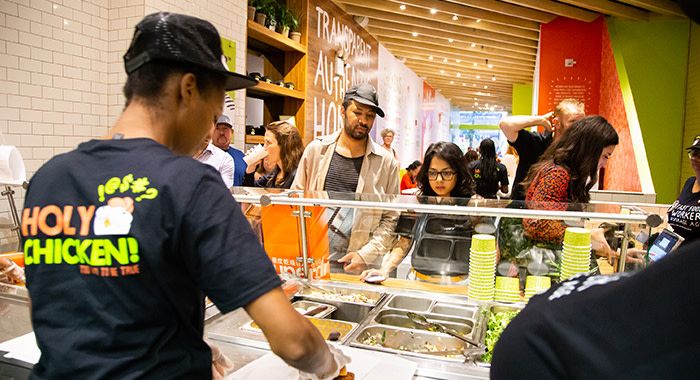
[379,38,535,72]
[419,77,515,92]
[369,27,536,61]
[367,20,537,56]
[497,0,600,22]
[401,54,534,79]
[376,35,535,67]
[444,0,557,23]
[381,0,540,31]
[407,62,531,82]
[556,0,649,20]
[336,0,539,40]
[616,0,685,17]
[342,5,538,47]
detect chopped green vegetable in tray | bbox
[482,310,520,363]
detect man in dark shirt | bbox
[23,13,346,379]
[212,114,248,186]
[499,99,585,200]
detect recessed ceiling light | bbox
[456,59,461,63]
[472,84,476,87]
[476,19,481,23]
[473,62,477,67]
[428,55,433,60]
[476,75,480,79]
[475,102,479,106]
[456,73,461,78]
[452,14,458,21]
[440,69,445,74]
[448,38,453,43]
[471,42,476,48]
[430,8,437,14]
[462,83,466,86]
[412,32,418,37]
[443,57,448,63]
[450,80,454,84]
[484,85,488,89]
[400,4,406,10]
[492,75,496,81]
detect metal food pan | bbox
[296,284,385,307]
[430,303,479,319]
[350,325,470,363]
[384,295,434,312]
[373,309,475,337]
[291,300,337,319]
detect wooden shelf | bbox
[245,135,265,144]
[247,20,306,54]
[248,80,305,100]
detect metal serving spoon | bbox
[406,312,482,348]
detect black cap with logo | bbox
[343,83,385,118]
[123,12,257,91]
[687,134,700,151]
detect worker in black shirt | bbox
[22,13,347,379]
[499,99,585,200]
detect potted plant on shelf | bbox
[247,0,256,21]
[276,5,290,38]
[253,0,268,25]
[265,1,279,32]
[287,9,301,43]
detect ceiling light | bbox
[472,84,476,87]
[430,8,437,14]
[486,59,493,69]
[484,85,488,89]
[475,102,479,106]
[462,83,466,86]
[443,57,448,63]
[448,38,454,43]
[412,32,418,37]
[456,59,461,63]
[492,75,496,81]
[428,55,433,60]
[450,80,454,84]
[452,14,458,21]
[440,69,445,74]
[456,73,461,78]
[473,62,477,67]
[471,42,476,48]
[400,4,406,10]
[476,19,481,23]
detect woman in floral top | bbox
[521,115,618,258]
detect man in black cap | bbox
[292,83,400,274]
[22,12,346,379]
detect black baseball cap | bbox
[687,134,700,150]
[343,83,385,117]
[123,12,257,91]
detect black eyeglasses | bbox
[427,170,456,180]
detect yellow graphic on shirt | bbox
[21,174,160,278]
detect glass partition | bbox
[231,187,661,294]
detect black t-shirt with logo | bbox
[23,139,281,379]
[467,160,509,199]
[667,177,700,245]
[491,239,700,379]
[509,129,553,200]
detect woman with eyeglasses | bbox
[666,135,700,245]
[360,142,476,282]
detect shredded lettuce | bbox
[481,310,519,363]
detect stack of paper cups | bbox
[524,275,552,301]
[468,234,497,302]
[494,276,521,303]
[560,227,592,280]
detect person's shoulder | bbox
[496,162,507,170]
[542,163,569,179]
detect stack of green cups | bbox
[524,275,552,301]
[468,234,497,301]
[494,276,521,303]
[560,227,591,280]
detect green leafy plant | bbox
[285,9,300,32]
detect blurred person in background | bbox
[194,129,234,188]
[463,149,479,166]
[243,121,304,189]
[468,138,509,199]
[211,114,247,186]
[380,127,398,160]
[400,160,422,193]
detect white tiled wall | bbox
[0,0,248,250]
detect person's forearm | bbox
[273,316,333,374]
[499,115,548,141]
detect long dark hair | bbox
[417,142,474,198]
[477,138,498,188]
[523,115,619,203]
[266,121,304,181]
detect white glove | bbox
[298,343,351,380]
[210,343,234,380]
[0,259,24,285]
